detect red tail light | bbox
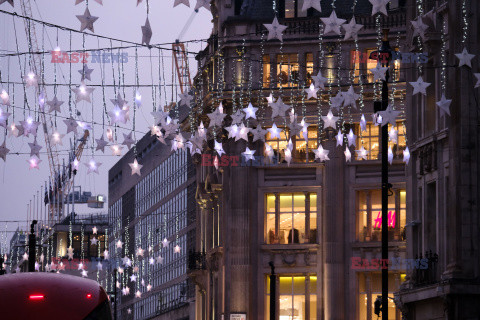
[29,294,44,300]
[86,293,92,299]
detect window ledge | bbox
[352,241,406,249]
[260,243,319,251]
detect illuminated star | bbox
[330,91,344,111]
[27,156,41,169]
[288,120,302,138]
[284,147,292,165]
[97,262,103,271]
[135,291,141,298]
[347,129,357,147]
[207,106,226,128]
[0,0,14,7]
[225,124,239,140]
[136,247,145,257]
[455,48,475,68]
[127,308,132,314]
[343,17,363,40]
[103,250,109,259]
[305,84,318,100]
[78,262,84,270]
[321,110,339,130]
[242,147,256,162]
[321,10,346,35]
[214,140,225,157]
[369,0,390,16]
[173,0,190,7]
[179,91,194,106]
[342,86,360,109]
[162,238,170,248]
[129,159,143,176]
[20,117,40,137]
[270,97,291,119]
[389,127,398,144]
[90,237,98,245]
[0,89,10,105]
[78,64,94,81]
[116,240,123,249]
[0,141,10,162]
[46,96,64,114]
[76,7,98,33]
[81,270,88,278]
[34,262,39,271]
[118,267,124,274]
[8,122,19,137]
[141,17,153,46]
[235,123,249,142]
[369,62,388,82]
[67,247,74,260]
[403,146,411,164]
[378,105,401,126]
[108,106,127,125]
[335,130,344,147]
[72,83,94,103]
[344,147,352,162]
[243,103,258,120]
[23,72,38,88]
[110,93,128,108]
[267,123,282,139]
[313,145,330,161]
[22,252,29,261]
[251,126,267,142]
[355,146,369,160]
[301,0,321,12]
[149,257,155,265]
[84,158,102,174]
[388,147,394,164]
[174,245,181,253]
[28,138,42,158]
[147,284,152,292]
[411,16,428,40]
[436,94,452,116]
[360,114,367,133]
[230,109,245,125]
[122,132,135,149]
[95,135,108,153]
[264,17,288,42]
[195,0,210,11]
[156,255,164,264]
[409,76,431,95]
[312,70,328,90]
[122,256,132,267]
[130,274,137,282]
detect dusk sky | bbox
[0,0,212,246]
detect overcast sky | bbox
[0,0,212,250]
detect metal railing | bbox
[413,250,439,286]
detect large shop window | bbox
[266,275,317,320]
[266,193,317,244]
[265,127,318,163]
[358,273,404,320]
[356,121,406,161]
[277,54,299,87]
[357,189,406,242]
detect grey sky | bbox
[0,0,212,249]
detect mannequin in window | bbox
[288,228,299,243]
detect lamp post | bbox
[269,261,276,320]
[28,220,38,272]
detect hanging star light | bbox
[116,240,123,249]
[134,90,142,108]
[356,146,369,160]
[95,135,108,152]
[0,141,10,162]
[174,245,181,253]
[135,291,141,298]
[284,148,292,166]
[243,103,258,120]
[108,106,128,125]
[409,76,431,95]
[360,114,367,133]
[106,127,114,142]
[321,10,346,35]
[78,64,94,81]
[0,0,14,7]
[103,250,109,259]
[312,70,327,90]
[141,17,153,46]
[174,0,190,7]
[46,96,64,114]
[229,109,244,125]
[78,262,85,271]
[122,256,132,267]
[372,113,382,126]
[335,130,344,147]
[305,84,318,100]
[81,270,88,278]
[77,121,92,131]
[300,119,310,141]
[136,247,145,257]
[455,48,475,68]
[242,147,256,162]
[214,140,225,157]
[76,7,98,32]
[369,0,390,16]
[342,86,360,109]
[85,158,102,174]
[378,105,401,126]
[8,122,19,137]
[28,138,42,158]
[403,147,410,164]
[23,72,38,88]
[162,238,170,248]
[58,262,65,271]
[50,261,56,271]
[388,127,398,144]
[225,124,239,140]
[343,17,363,40]
[369,62,388,82]
[0,108,11,128]
[436,94,452,116]
[411,16,428,41]
[388,147,394,164]
[156,255,164,264]
[72,82,95,103]
[235,123,249,142]
[195,0,210,11]
[34,262,39,271]
[0,89,10,105]
[67,247,74,259]
[313,145,330,161]
[347,129,357,147]
[344,147,352,162]
[171,133,186,151]
[118,267,124,274]
[27,156,41,169]
[110,93,128,108]
[250,126,267,142]
[270,97,291,119]
[90,237,98,245]
[22,253,29,261]
[21,117,40,137]
[122,132,135,149]
[38,91,46,111]
[207,107,226,128]
[264,144,274,162]
[179,92,194,106]
[321,110,339,130]
[330,91,344,111]
[288,120,302,138]
[97,261,103,271]
[149,257,155,265]
[129,159,143,176]
[267,123,282,139]
[147,284,152,292]
[110,144,123,156]
[91,226,97,234]
[301,0,321,12]
[264,17,288,42]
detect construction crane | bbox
[19,0,89,224]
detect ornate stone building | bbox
[189,1,409,319]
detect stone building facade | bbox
[189,1,409,319]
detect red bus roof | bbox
[0,272,109,320]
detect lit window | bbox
[266,193,317,244]
[351,50,361,84]
[357,189,406,242]
[263,55,271,88]
[358,273,403,319]
[325,54,336,84]
[305,53,314,86]
[265,127,289,162]
[284,0,308,18]
[366,49,378,83]
[277,54,299,88]
[356,122,380,160]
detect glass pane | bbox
[293,193,305,211]
[293,213,306,244]
[293,276,306,294]
[267,194,276,213]
[279,295,294,318]
[310,193,317,212]
[358,293,367,320]
[279,214,292,244]
[309,294,317,320]
[309,215,317,243]
[293,295,306,319]
[280,194,293,212]
[279,276,292,294]
[285,0,295,18]
[266,214,276,244]
[309,276,317,293]
[266,275,270,294]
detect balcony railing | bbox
[413,250,439,286]
[188,251,206,271]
